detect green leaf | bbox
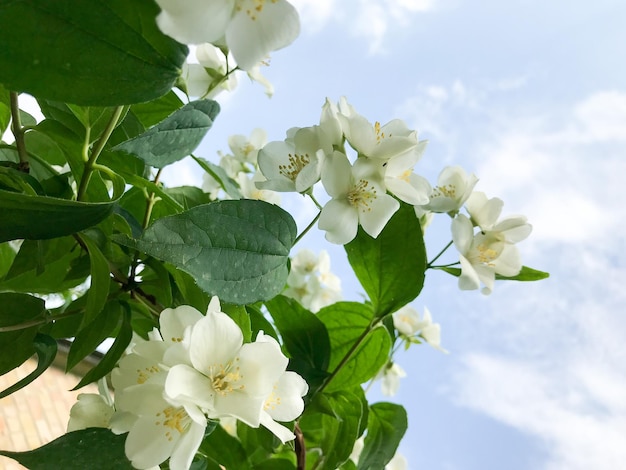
[221,303,253,343]
[0,238,90,294]
[237,422,276,465]
[114,200,297,304]
[357,403,407,470]
[317,303,391,392]
[345,202,427,317]
[131,90,184,128]
[247,304,280,341]
[0,293,47,374]
[438,265,550,282]
[66,301,121,372]
[198,425,250,470]
[0,242,17,278]
[0,189,114,242]
[0,84,10,134]
[78,234,111,326]
[0,333,57,399]
[72,307,132,390]
[300,389,364,470]
[0,0,187,106]
[0,428,132,469]
[193,155,243,199]
[113,100,220,168]
[265,296,331,390]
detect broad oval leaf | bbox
[114,200,297,305]
[113,100,220,168]
[0,428,132,470]
[317,302,391,392]
[357,403,408,470]
[345,201,427,317]
[0,0,187,106]
[0,189,114,242]
[265,295,331,391]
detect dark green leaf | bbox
[72,307,132,390]
[0,84,10,134]
[0,241,17,278]
[0,428,132,469]
[265,296,331,390]
[113,100,220,168]
[114,200,297,304]
[0,333,57,399]
[66,301,121,372]
[437,265,550,282]
[0,293,47,374]
[357,403,407,470]
[317,303,391,392]
[131,90,184,128]
[0,189,114,242]
[198,425,250,470]
[222,303,252,343]
[237,422,276,465]
[79,234,111,326]
[247,304,279,341]
[0,0,187,106]
[345,201,427,317]
[300,389,364,470]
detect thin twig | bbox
[9,92,29,173]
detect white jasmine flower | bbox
[182,44,238,98]
[67,393,114,432]
[319,98,344,148]
[256,334,308,443]
[164,297,289,427]
[338,102,418,161]
[257,126,331,193]
[465,191,532,243]
[380,362,407,396]
[113,383,206,470]
[393,305,447,353]
[318,152,400,244]
[452,214,523,294]
[423,165,478,214]
[228,128,267,165]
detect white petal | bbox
[189,311,243,374]
[226,0,300,71]
[260,411,296,443]
[264,371,308,422]
[321,151,352,197]
[458,255,481,291]
[169,420,206,470]
[160,305,203,344]
[155,0,235,44]
[358,193,400,239]
[165,364,215,411]
[125,415,177,469]
[451,214,474,255]
[318,199,359,245]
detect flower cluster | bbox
[283,248,342,312]
[67,298,308,470]
[256,97,432,245]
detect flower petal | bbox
[358,193,400,239]
[189,311,243,374]
[319,199,358,245]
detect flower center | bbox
[347,179,378,212]
[211,359,245,396]
[279,153,310,182]
[432,184,456,199]
[236,0,278,20]
[155,406,189,442]
[136,365,161,385]
[374,121,386,143]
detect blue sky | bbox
[158,1,626,469]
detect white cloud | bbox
[438,89,626,469]
[290,0,441,53]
